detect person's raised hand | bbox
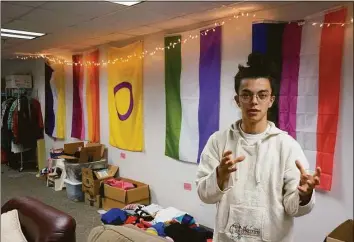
[295,160,321,199]
[217,151,245,189]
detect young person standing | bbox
[196,53,321,242]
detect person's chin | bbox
[246,113,262,122]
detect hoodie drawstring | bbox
[234,138,242,181]
[255,140,262,184]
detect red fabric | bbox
[32,99,44,129]
[124,216,137,225]
[104,178,135,190]
[317,8,347,191]
[135,219,151,229]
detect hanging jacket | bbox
[1,99,15,151]
[17,96,37,148]
[31,99,44,140]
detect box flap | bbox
[94,165,119,180]
[327,220,353,242]
[104,184,126,203]
[64,142,84,155]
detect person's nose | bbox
[251,94,258,105]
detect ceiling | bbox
[1,1,349,58]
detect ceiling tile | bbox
[137,1,231,18]
[39,1,126,19]
[1,2,35,21]
[96,6,170,31]
[97,33,134,42]
[122,26,162,36]
[152,17,199,30]
[18,8,90,31]
[3,19,52,34]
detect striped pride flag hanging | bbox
[252,8,347,191]
[71,50,100,142]
[165,26,222,163]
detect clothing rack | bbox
[2,87,39,172]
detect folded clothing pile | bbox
[101,204,213,242]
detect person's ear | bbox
[234,95,240,107]
[269,95,275,108]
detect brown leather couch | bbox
[1,196,76,242]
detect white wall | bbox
[2,3,352,242]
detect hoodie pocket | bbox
[224,205,266,241]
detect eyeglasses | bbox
[239,92,271,103]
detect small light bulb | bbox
[312,23,317,26]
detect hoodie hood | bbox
[229,119,286,184]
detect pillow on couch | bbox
[1,209,27,242]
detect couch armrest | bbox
[1,196,76,242]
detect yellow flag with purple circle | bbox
[107,41,144,151]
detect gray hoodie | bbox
[196,120,315,242]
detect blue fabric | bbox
[101,208,127,225]
[175,214,195,225]
[252,23,268,54]
[152,222,166,237]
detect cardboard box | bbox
[82,165,119,196]
[326,219,353,242]
[59,142,104,163]
[84,193,102,208]
[102,177,150,210]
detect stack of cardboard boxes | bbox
[55,141,151,210]
[82,164,151,210]
[59,142,106,163]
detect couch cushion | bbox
[1,209,27,242]
[88,224,169,242]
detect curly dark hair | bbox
[234,52,278,95]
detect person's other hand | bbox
[295,160,321,204]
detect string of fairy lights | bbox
[13,7,353,66]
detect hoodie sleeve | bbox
[196,133,234,204]
[282,138,315,217]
